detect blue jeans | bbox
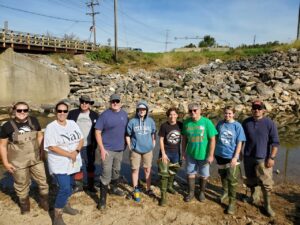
[186,155,210,178]
[54,174,73,208]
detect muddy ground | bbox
[0,176,299,225]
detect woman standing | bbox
[44,101,83,225]
[158,107,182,206]
[215,106,246,215]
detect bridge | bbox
[0,29,98,54]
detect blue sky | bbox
[0,0,299,52]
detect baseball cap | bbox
[252,100,265,109]
[137,104,147,109]
[79,95,94,105]
[110,94,121,102]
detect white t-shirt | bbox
[44,120,83,175]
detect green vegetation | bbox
[85,40,300,72]
[199,35,216,47]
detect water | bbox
[0,111,299,186]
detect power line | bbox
[86,0,99,46]
[0,3,89,23]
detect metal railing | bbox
[0,29,98,53]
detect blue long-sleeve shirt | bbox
[242,117,280,159]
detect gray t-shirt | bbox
[77,112,92,146]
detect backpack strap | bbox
[27,117,36,131]
[9,120,19,132]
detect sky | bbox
[0,0,299,52]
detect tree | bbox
[184,43,196,48]
[198,35,216,47]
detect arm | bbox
[266,146,278,168]
[0,138,16,173]
[125,136,132,151]
[95,129,108,161]
[207,136,216,164]
[230,141,243,167]
[48,146,77,161]
[181,135,187,160]
[152,133,156,148]
[159,136,169,164]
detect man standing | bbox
[182,103,217,202]
[67,95,98,192]
[95,94,128,209]
[0,102,49,214]
[242,100,279,217]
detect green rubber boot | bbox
[159,177,168,206]
[218,169,228,204]
[184,177,195,202]
[167,175,176,194]
[262,188,275,217]
[199,178,207,202]
[226,165,239,215]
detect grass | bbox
[83,41,300,72]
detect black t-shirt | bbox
[0,116,41,142]
[158,121,182,152]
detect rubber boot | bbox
[250,186,261,204]
[39,194,49,211]
[53,208,66,225]
[72,180,84,194]
[87,177,97,193]
[110,179,125,196]
[97,182,108,210]
[184,177,195,202]
[262,188,275,217]
[167,175,176,194]
[63,202,79,215]
[19,197,30,215]
[226,166,239,215]
[218,169,228,204]
[159,176,168,206]
[199,178,207,202]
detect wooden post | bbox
[2,29,5,48]
[42,35,44,50]
[10,30,14,48]
[27,33,30,49]
[54,39,57,51]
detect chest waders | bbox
[7,118,41,169]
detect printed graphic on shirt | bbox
[187,125,205,142]
[166,130,181,144]
[133,125,152,135]
[59,130,82,145]
[17,125,32,134]
[220,129,234,145]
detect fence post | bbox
[27,33,30,49]
[10,30,14,48]
[2,29,5,48]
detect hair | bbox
[188,102,200,111]
[55,101,69,111]
[12,101,29,110]
[223,105,235,113]
[166,107,179,117]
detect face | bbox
[189,108,201,121]
[56,104,68,122]
[14,104,29,122]
[168,110,178,124]
[251,105,265,119]
[138,108,147,117]
[224,109,234,122]
[110,99,121,112]
[80,100,91,112]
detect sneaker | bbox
[146,189,156,198]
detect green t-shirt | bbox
[182,116,218,160]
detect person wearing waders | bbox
[67,95,98,193]
[181,103,217,202]
[242,100,279,217]
[215,106,246,214]
[0,101,49,214]
[157,107,182,206]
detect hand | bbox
[265,158,275,168]
[182,152,186,161]
[161,153,169,164]
[4,163,16,174]
[230,158,238,167]
[100,149,109,161]
[69,151,77,162]
[206,155,214,164]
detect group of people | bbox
[0,94,279,225]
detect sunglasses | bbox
[252,106,263,110]
[80,100,91,104]
[111,100,120,104]
[189,109,198,113]
[57,110,68,113]
[16,109,29,113]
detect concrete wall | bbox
[0,48,69,106]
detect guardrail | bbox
[0,29,98,53]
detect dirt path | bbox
[0,178,299,225]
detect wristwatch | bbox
[76,149,80,154]
[269,156,276,160]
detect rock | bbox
[256,83,274,97]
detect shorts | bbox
[159,151,180,164]
[130,150,153,170]
[186,155,210,178]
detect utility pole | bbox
[86,0,99,48]
[253,34,256,45]
[165,29,170,52]
[297,3,300,40]
[114,0,118,61]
